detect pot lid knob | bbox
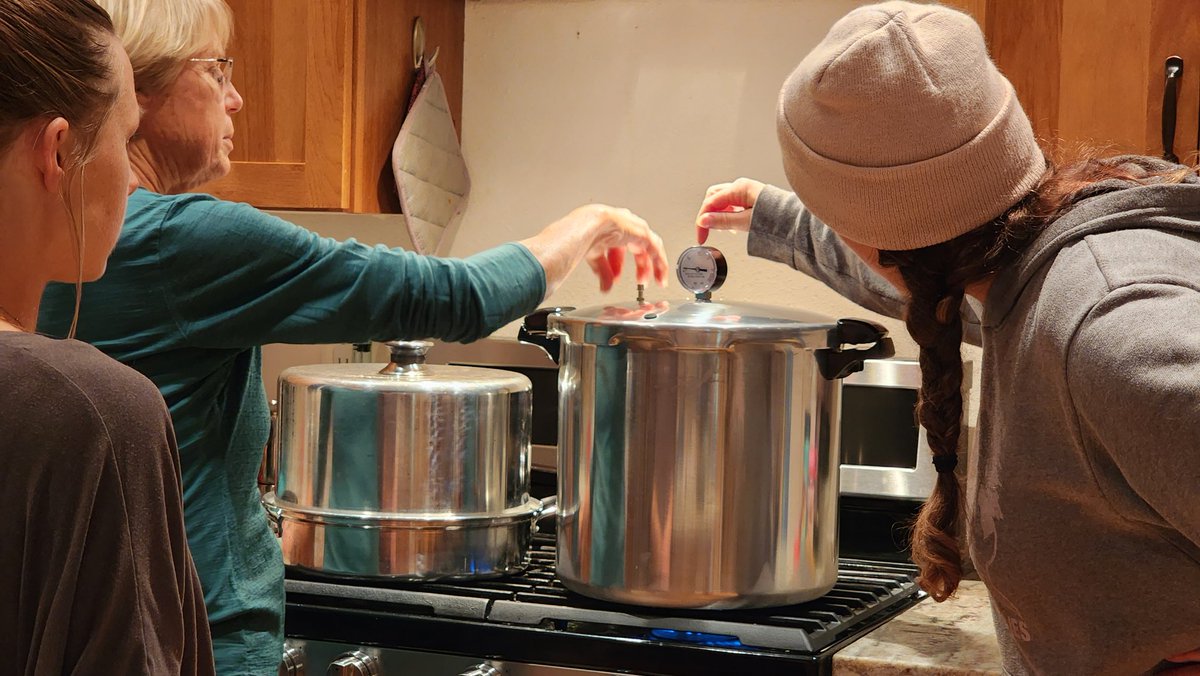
[381,340,433,372]
[676,245,727,302]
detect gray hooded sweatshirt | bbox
[747,160,1200,675]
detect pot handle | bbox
[518,307,573,364]
[379,340,433,374]
[262,492,283,538]
[536,495,558,522]
[532,495,558,535]
[816,318,895,380]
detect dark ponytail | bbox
[877,154,1193,601]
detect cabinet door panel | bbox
[985,0,1062,147]
[351,0,464,213]
[1145,0,1200,163]
[975,0,1200,161]
[203,0,352,209]
[1058,0,1152,154]
[1056,0,1200,159]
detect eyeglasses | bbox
[188,57,234,89]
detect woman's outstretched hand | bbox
[521,204,669,297]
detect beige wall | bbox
[452,0,982,414]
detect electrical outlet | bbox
[330,343,356,364]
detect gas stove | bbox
[283,531,924,675]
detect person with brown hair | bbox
[696,2,1200,674]
[0,0,213,673]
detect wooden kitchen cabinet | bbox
[201,0,464,212]
[946,0,1200,163]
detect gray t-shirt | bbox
[0,332,214,675]
[748,160,1200,674]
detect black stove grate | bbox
[286,534,923,655]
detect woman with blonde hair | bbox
[697,2,1200,674]
[38,0,670,671]
[0,0,212,673]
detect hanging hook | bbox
[413,16,426,70]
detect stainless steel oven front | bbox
[838,359,970,501]
[277,640,624,675]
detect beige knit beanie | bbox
[777,1,1044,251]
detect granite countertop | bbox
[834,580,1003,675]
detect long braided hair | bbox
[877,156,1194,602]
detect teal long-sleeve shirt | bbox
[38,188,546,675]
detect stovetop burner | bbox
[284,534,925,675]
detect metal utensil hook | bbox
[412,16,440,71]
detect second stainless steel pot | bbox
[521,299,892,609]
[263,340,553,580]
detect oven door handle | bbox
[257,399,279,495]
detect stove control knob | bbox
[278,640,305,675]
[327,650,381,676]
[458,665,501,676]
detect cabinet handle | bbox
[1163,55,1184,163]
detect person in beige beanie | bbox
[695,2,1200,674]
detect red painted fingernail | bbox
[607,248,624,277]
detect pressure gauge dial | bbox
[676,246,727,299]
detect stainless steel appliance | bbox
[272,338,930,674]
[516,246,894,609]
[280,531,924,675]
[269,249,946,673]
[263,340,554,579]
[839,358,971,501]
